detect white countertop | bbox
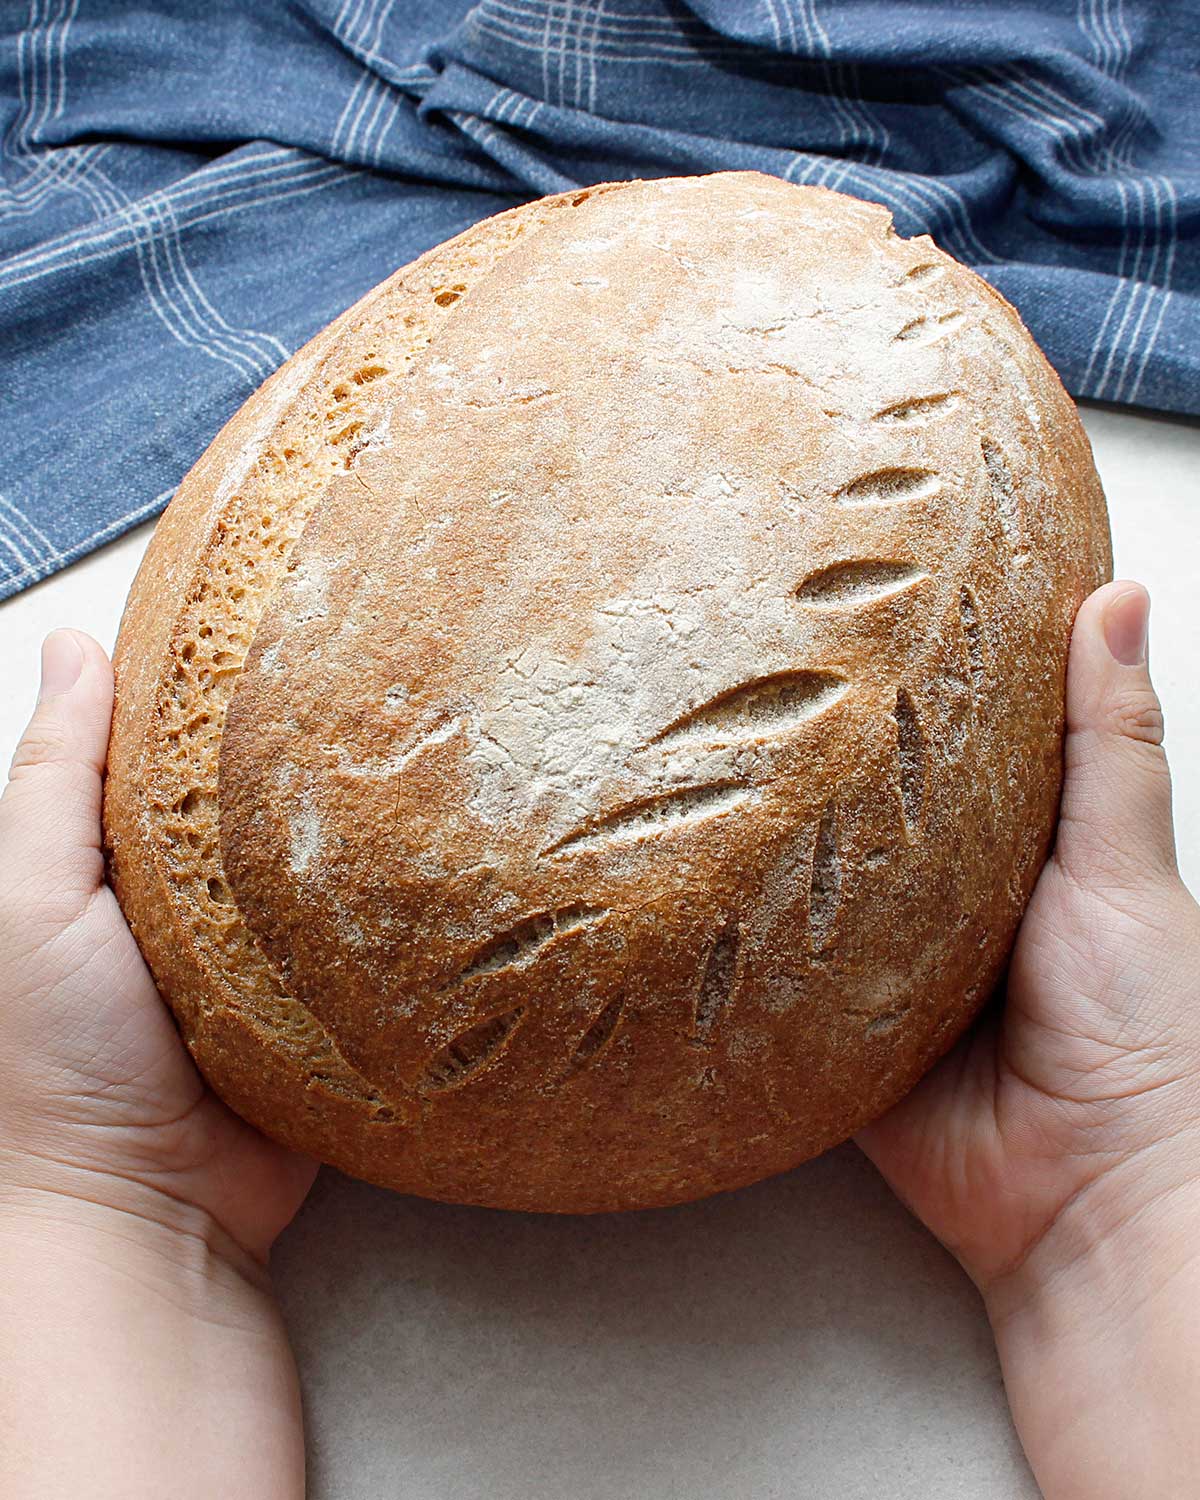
[2,403,1197,1498]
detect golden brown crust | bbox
[105,173,1111,1212]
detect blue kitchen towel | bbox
[0,1,1196,601]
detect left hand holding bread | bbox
[0,628,313,1500]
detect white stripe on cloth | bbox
[491,85,545,133]
[579,0,600,111]
[121,208,268,383]
[0,492,66,576]
[572,0,601,113]
[803,1,890,176]
[486,0,791,46]
[0,509,36,571]
[1,0,89,220]
[0,490,170,596]
[145,198,288,380]
[785,150,997,268]
[0,532,35,574]
[7,132,294,384]
[462,55,984,276]
[958,33,1178,405]
[478,2,795,63]
[478,0,879,151]
[549,0,572,110]
[475,0,889,180]
[1075,0,1178,403]
[331,0,400,162]
[0,493,60,561]
[1,144,339,386]
[0,143,109,218]
[445,107,578,191]
[0,150,348,291]
[1102,178,1178,404]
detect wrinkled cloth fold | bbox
[0,0,1196,600]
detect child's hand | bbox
[0,631,314,1499]
[860,581,1200,1499]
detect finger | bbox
[0,630,115,912]
[1054,581,1177,888]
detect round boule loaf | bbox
[105,171,1111,1213]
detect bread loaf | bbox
[105,172,1111,1213]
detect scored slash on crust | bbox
[419,1006,526,1092]
[563,993,627,1078]
[693,918,740,1039]
[794,560,928,606]
[872,391,960,424]
[893,311,966,347]
[809,799,841,955]
[836,467,940,507]
[646,668,847,750]
[541,781,755,859]
[892,687,926,835]
[449,905,609,986]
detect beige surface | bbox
[0,403,1197,1497]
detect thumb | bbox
[1054,581,1177,889]
[0,630,114,916]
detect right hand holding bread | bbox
[860,580,1200,1500]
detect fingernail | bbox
[1103,586,1150,667]
[39,630,84,701]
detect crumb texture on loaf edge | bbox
[105,187,626,1163]
[105,173,1113,1212]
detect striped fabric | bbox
[0,1,1195,601]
